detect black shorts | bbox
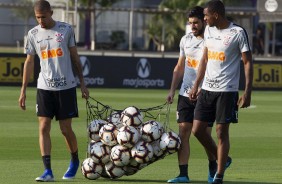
[177,95,213,127]
[194,89,238,124]
[36,87,78,121]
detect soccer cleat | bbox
[167,176,190,183]
[212,173,223,184]
[225,156,232,170]
[62,160,79,179]
[35,169,54,182]
[208,157,232,183]
[208,168,217,183]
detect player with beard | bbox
[166,6,219,183]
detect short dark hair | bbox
[187,6,204,20]
[34,0,51,12]
[205,0,225,17]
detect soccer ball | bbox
[87,140,95,155]
[81,158,103,180]
[88,119,106,141]
[117,125,140,148]
[131,140,153,164]
[107,111,123,129]
[110,145,131,167]
[89,141,111,164]
[150,140,167,162]
[99,123,118,146]
[140,120,164,143]
[159,131,181,154]
[120,106,143,127]
[123,165,139,176]
[128,158,147,170]
[104,161,125,179]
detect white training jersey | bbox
[25,21,77,91]
[179,32,204,97]
[202,22,251,92]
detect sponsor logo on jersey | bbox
[208,50,225,62]
[229,28,237,36]
[41,48,63,59]
[46,77,67,87]
[31,29,38,35]
[59,24,67,31]
[187,57,199,68]
[204,77,220,89]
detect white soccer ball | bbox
[159,131,181,154]
[128,158,147,170]
[150,140,167,162]
[110,145,131,167]
[81,158,103,180]
[104,161,125,179]
[117,126,140,148]
[131,140,153,164]
[120,106,143,127]
[99,123,118,146]
[123,165,139,176]
[88,119,106,141]
[140,120,164,143]
[89,141,111,164]
[107,111,123,129]
[87,140,96,155]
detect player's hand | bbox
[81,85,89,99]
[238,92,251,108]
[166,91,175,104]
[18,92,26,110]
[189,87,198,101]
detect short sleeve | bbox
[25,32,36,55]
[238,29,251,53]
[68,26,76,48]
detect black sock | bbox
[42,155,51,170]
[179,164,188,177]
[209,160,217,171]
[71,150,79,162]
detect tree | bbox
[11,0,34,36]
[145,0,241,51]
[145,0,207,51]
[77,0,121,50]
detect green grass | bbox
[0,86,282,183]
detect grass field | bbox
[0,86,281,184]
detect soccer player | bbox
[189,1,253,184]
[18,0,89,182]
[166,6,218,183]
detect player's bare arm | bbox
[238,51,253,108]
[167,56,185,104]
[19,54,35,110]
[69,46,89,99]
[189,47,208,101]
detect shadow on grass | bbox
[94,178,281,184]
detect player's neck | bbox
[44,20,56,29]
[216,19,230,30]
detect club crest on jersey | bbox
[223,36,232,46]
[55,33,64,42]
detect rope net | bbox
[86,96,171,131]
